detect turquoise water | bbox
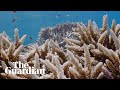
[0,11,120,45]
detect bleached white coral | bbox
[0,15,120,79]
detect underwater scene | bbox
[0,11,120,79]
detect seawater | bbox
[0,11,120,45]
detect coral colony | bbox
[0,15,120,79]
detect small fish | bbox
[26,35,37,44]
[12,18,16,23]
[12,17,17,23]
[29,36,32,40]
[27,35,33,40]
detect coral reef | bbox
[37,23,78,47]
[0,15,120,79]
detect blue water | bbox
[0,11,120,45]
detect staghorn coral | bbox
[0,15,120,79]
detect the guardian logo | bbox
[5,61,45,75]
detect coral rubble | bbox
[0,15,120,79]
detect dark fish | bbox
[26,35,37,43]
[29,36,32,40]
[12,16,17,23]
[12,18,16,23]
[27,35,33,40]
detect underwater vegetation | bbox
[0,15,120,79]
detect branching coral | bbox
[0,15,120,79]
